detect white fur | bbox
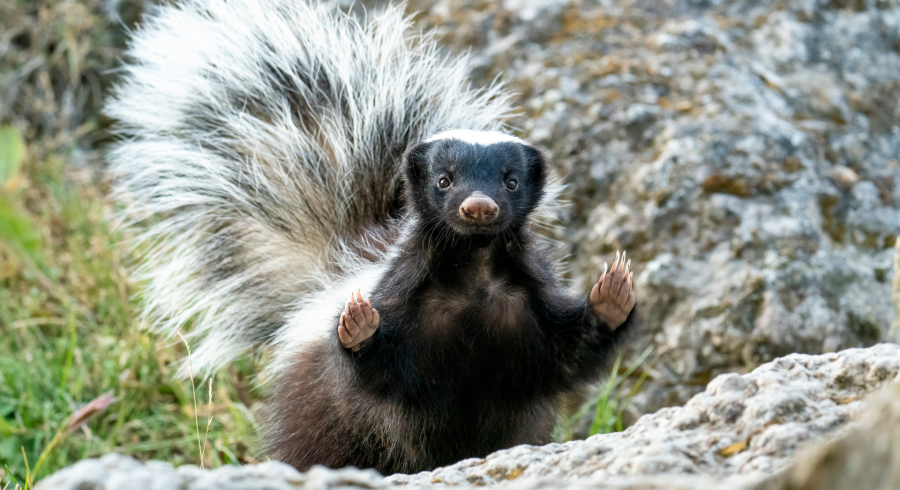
[425,129,527,146]
[107,0,515,375]
[109,0,567,377]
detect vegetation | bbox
[0,107,262,487]
[554,347,653,442]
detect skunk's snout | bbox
[459,192,499,224]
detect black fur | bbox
[261,138,637,474]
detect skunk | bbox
[107,0,638,475]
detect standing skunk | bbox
[107,0,638,475]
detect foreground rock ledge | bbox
[36,344,900,490]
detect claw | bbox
[602,262,608,281]
[613,251,620,273]
[620,251,627,273]
[625,259,631,276]
[629,271,634,284]
[357,289,363,303]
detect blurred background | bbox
[1,0,899,483]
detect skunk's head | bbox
[402,130,547,236]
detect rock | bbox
[396,0,900,417]
[34,456,384,490]
[36,344,900,490]
[387,343,900,487]
[759,379,900,490]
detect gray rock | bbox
[36,344,900,490]
[387,343,900,487]
[759,377,900,490]
[35,458,384,490]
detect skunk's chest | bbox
[419,282,532,334]
[410,267,543,397]
[417,255,535,336]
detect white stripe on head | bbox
[425,129,527,146]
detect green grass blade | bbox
[20,446,30,490]
[4,465,19,486]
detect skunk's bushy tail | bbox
[107,0,514,373]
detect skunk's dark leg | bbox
[338,290,380,352]
[589,250,636,330]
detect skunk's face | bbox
[403,130,547,236]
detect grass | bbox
[0,0,262,485]
[554,346,654,442]
[0,138,262,486]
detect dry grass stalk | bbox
[65,392,116,435]
[30,392,117,482]
[202,378,214,465]
[177,332,214,469]
[177,332,204,468]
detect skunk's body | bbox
[264,132,637,472]
[108,0,637,475]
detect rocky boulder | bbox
[36,344,900,490]
[388,343,900,486]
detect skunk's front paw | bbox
[589,250,635,330]
[338,289,380,352]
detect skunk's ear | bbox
[523,145,547,209]
[402,141,433,192]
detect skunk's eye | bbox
[506,179,518,190]
[438,177,451,189]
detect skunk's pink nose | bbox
[459,192,499,224]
